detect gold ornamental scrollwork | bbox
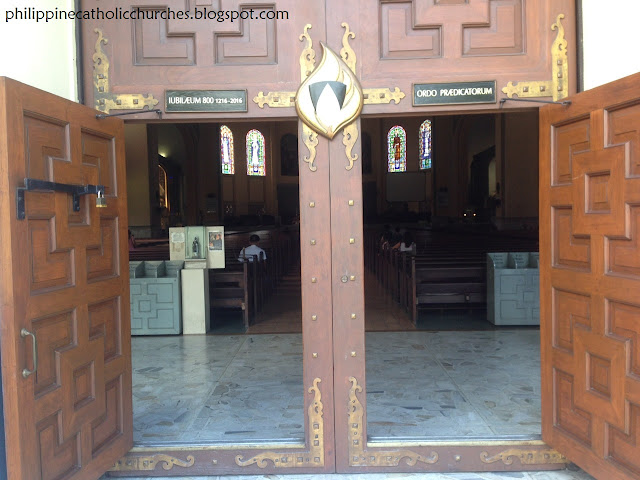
[348,377,438,467]
[340,23,357,74]
[300,24,316,79]
[480,448,568,466]
[502,14,569,101]
[343,123,359,171]
[93,29,159,114]
[340,23,359,171]
[235,378,324,468]
[302,124,319,172]
[110,454,195,471]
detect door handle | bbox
[20,328,38,379]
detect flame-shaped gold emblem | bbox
[295,42,364,140]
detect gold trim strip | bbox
[253,91,296,108]
[363,87,406,105]
[93,29,159,114]
[235,378,324,468]
[480,448,568,465]
[111,454,195,472]
[348,377,438,467]
[502,14,568,102]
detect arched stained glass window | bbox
[387,125,406,173]
[220,125,234,175]
[246,129,266,176]
[419,120,432,170]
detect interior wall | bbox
[220,122,277,217]
[378,117,434,215]
[124,124,150,227]
[502,111,539,218]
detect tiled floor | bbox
[132,329,541,443]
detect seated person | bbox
[392,231,415,253]
[128,229,137,251]
[238,234,267,262]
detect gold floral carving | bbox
[340,23,357,74]
[363,87,406,105]
[480,448,568,465]
[235,378,324,468]
[343,123,359,171]
[300,24,316,79]
[110,454,195,471]
[93,29,159,114]
[502,14,569,102]
[302,124,319,172]
[348,377,438,467]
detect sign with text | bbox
[413,81,497,106]
[165,90,247,113]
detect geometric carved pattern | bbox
[608,403,640,477]
[87,216,119,281]
[32,311,75,397]
[89,297,122,363]
[37,414,81,480]
[463,0,525,56]
[132,2,276,66]
[130,276,181,334]
[0,79,132,478]
[381,0,524,58]
[608,206,640,279]
[91,378,124,456]
[380,2,440,59]
[542,74,640,479]
[554,370,592,447]
[552,118,590,186]
[552,207,590,271]
[552,289,591,354]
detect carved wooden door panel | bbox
[0,78,132,480]
[540,72,640,479]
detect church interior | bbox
[125,109,542,445]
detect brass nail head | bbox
[454,455,461,462]
[349,238,355,244]
[350,351,356,357]
[310,239,316,245]
[350,275,356,281]
[348,200,354,206]
[309,201,315,207]
[351,313,356,319]
[311,315,317,321]
[311,277,317,283]
[312,353,318,358]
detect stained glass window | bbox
[387,125,406,173]
[246,129,266,176]
[419,120,432,170]
[220,125,234,175]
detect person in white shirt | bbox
[238,234,267,262]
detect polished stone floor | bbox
[132,328,540,444]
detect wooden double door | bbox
[4,73,640,480]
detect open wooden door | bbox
[540,71,640,479]
[0,78,132,479]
